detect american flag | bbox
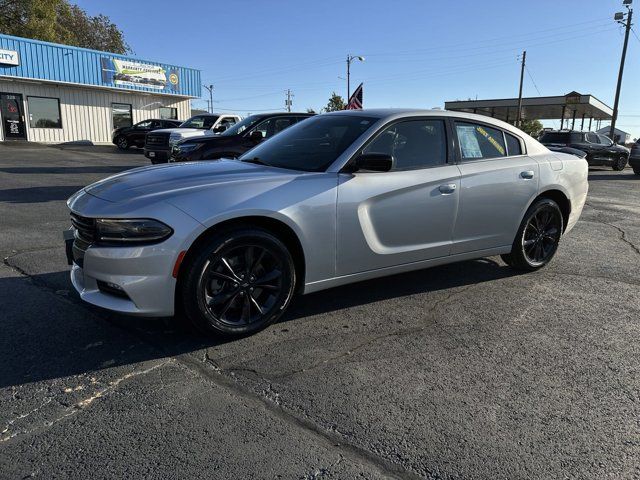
[346,83,363,110]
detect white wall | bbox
[0,79,191,144]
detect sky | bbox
[73,0,640,140]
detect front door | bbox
[0,93,26,140]
[336,118,460,276]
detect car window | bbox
[586,133,600,144]
[150,120,162,129]
[250,118,277,139]
[136,120,153,129]
[505,132,522,156]
[219,118,237,128]
[179,115,219,129]
[274,118,295,134]
[363,119,447,170]
[455,122,506,160]
[598,135,612,146]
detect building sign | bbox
[0,49,19,66]
[100,57,179,92]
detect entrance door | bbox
[0,93,27,140]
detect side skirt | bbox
[302,246,511,294]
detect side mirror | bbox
[352,153,393,172]
[213,125,227,133]
[249,131,264,142]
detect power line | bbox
[525,66,543,96]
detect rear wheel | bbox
[632,165,640,176]
[180,227,296,336]
[115,136,129,150]
[612,155,628,171]
[501,198,563,271]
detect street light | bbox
[346,54,365,101]
[202,84,214,114]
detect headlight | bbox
[95,218,173,243]
[176,143,203,153]
[169,133,182,145]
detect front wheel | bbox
[501,198,563,271]
[632,164,640,176]
[612,155,628,171]
[179,227,296,336]
[115,136,129,150]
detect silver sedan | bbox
[67,109,588,336]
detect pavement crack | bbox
[0,361,171,443]
[603,222,640,256]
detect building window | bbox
[28,97,62,128]
[112,103,132,129]
[159,107,177,119]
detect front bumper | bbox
[69,243,179,317]
[144,147,170,163]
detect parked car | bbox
[539,130,630,171]
[112,119,182,150]
[144,114,241,163]
[66,109,588,337]
[630,139,640,175]
[170,112,315,162]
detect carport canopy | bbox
[444,92,612,129]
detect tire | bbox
[632,164,640,176]
[612,155,627,171]
[115,136,129,150]
[179,227,296,337]
[501,198,564,271]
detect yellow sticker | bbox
[476,126,505,155]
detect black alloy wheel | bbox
[612,155,628,171]
[501,198,563,271]
[116,136,129,150]
[180,228,296,336]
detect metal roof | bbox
[445,92,613,122]
[0,33,201,98]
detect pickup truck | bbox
[144,113,241,163]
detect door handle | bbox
[520,170,535,179]
[438,183,457,194]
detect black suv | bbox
[112,119,182,150]
[629,139,640,176]
[539,130,630,171]
[170,112,314,163]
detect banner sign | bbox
[0,49,19,66]
[100,57,180,93]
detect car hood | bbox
[84,159,297,203]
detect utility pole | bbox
[203,84,214,113]
[285,89,293,112]
[610,1,633,143]
[516,50,526,127]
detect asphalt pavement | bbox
[0,142,639,479]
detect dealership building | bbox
[0,33,201,144]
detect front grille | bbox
[145,133,168,147]
[71,213,96,246]
[70,213,96,267]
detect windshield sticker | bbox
[457,126,482,158]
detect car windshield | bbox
[221,115,263,136]
[238,115,377,172]
[179,115,220,129]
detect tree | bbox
[306,108,317,114]
[518,119,543,138]
[324,92,345,112]
[0,0,131,54]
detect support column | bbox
[580,114,585,131]
[588,117,592,131]
[560,105,566,130]
[571,110,576,130]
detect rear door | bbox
[451,120,539,254]
[336,118,460,275]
